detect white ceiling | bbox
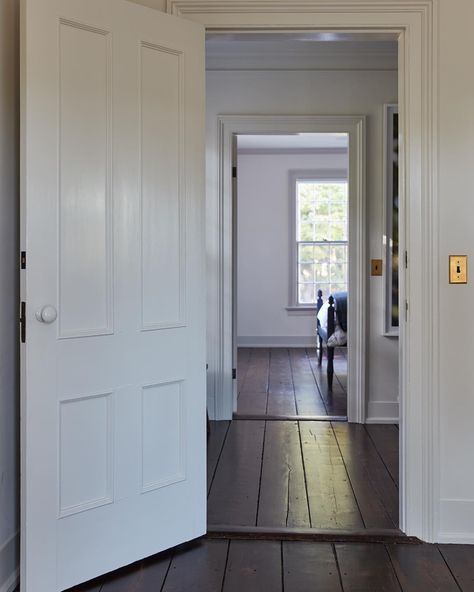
[237,133,348,151]
[206,33,398,71]
[206,32,398,44]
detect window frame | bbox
[288,169,348,310]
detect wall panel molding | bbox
[140,380,186,493]
[139,41,186,331]
[58,19,114,339]
[59,392,114,518]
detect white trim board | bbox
[366,401,399,424]
[438,500,474,544]
[237,336,317,347]
[215,115,366,426]
[169,0,440,544]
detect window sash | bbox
[288,170,349,308]
[296,240,348,305]
[296,180,349,243]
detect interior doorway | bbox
[234,132,350,420]
[205,32,401,534]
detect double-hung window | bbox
[293,174,349,305]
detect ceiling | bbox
[206,33,398,71]
[237,133,349,151]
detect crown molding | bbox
[168,0,435,17]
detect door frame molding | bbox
[216,114,366,423]
[168,0,440,543]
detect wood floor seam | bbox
[437,546,465,592]
[297,420,313,528]
[255,420,268,527]
[329,421,366,529]
[384,542,405,592]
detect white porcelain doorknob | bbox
[35,305,58,324]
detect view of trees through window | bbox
[296,180,348,304]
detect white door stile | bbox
[21,1,206,590]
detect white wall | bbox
[0,0,19,590]
[206,69,399,421]
[236,151,347,346]
[12,0,474,548]
[437,0,474,543]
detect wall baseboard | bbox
[237,336,316,348]
[437,532,474,544]
[0,532,19,592]
[438,499,474,544]
[366,401,399,424]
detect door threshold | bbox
[206,525,419,544]
[233,413,348,422]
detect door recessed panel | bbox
[59,393,113,517]
[140,43,185,330]
[58,21,113,338]
[141,380,185,492]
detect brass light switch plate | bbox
[371,259,383,276]
[449,255,468,284]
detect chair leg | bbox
[327,347,334,390]
[318,335,323,366]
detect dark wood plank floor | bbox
[65,416,474,592]
[68,539,474,592]
[208,419,399,530]
[237,347,347,417]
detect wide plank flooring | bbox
[237,347,347,417]
[68,539,474,592]
[208,419,399,529]
[65,419,474,592]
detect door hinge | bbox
[232,166,237,179]
[20,251,26,270]
[20,301,26,343]
[232,368,236,379]
[405,300,409,321]
[405,250,408,269]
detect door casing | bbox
[168,0,441,543]
[218,115,366,424]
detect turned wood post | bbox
[317,289,324,364]
[327,295,335,390]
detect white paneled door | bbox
[20,1,206,590]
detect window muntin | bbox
[296,181,348,304]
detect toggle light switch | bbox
[371,259,383,276]
[449,255,468,284]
